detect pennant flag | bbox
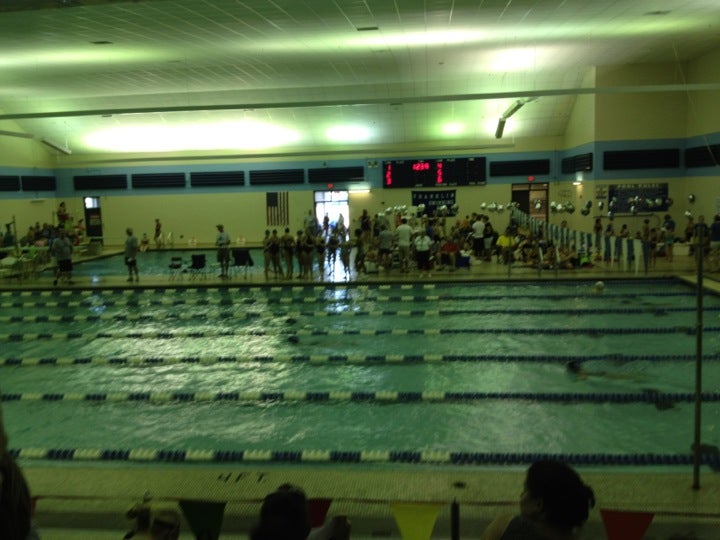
[267,191,289,226]
[308,498,333,528]
[600,508,654,540]
[178,499,226,540]
[391,502,443,540]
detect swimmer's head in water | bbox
[594,281,605,290]
[566,360,582,374]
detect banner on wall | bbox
[411,190,456,216]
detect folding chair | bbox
[168,256,183,280]
[187,254,207,280]
[231,248,254,279]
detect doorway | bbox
[314,190,349,236]
[83,196,103,243]
[511,182,548,222]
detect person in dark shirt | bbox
[481,460,595,540]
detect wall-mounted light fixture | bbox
[495,98,537,139]
[494,118,507,139]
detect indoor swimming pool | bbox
[2,279,720,467]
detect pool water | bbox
[2,280,719,463]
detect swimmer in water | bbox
[566,360,647,382]
[591,281,605,294]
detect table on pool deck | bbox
[24,464,720,538]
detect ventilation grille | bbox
[249,169,304,185]
[21,175,56,191]
[74,174,127,190]
[489,159,550,177]
[0,175,20,192]
[685,144,720,168]
[603,149,680,170]
[308,166,364,184]
[561,152,593,174]
[190,171,245,187]
[131,173,186,189]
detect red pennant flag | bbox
[309,498,333,528]
[600,508,654,540]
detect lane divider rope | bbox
[2,390,717,404]
[0,325,713,340]
[8,448,719,466]
[2,353,718,367]
[0,296,704,310]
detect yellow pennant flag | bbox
[390,502,443,540]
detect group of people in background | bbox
[16,204,720,286]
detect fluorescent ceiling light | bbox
[490,48,537,71]
[441,122,465,136]
[84,120,301,153]
[326,125,371,143]
[348,29,484,48]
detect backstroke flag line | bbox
[266,191,289,226]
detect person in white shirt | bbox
[394,218,413,272]
[414,229,433,277]
[472,215,485,258]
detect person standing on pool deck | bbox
[481,460,595,540]
[124,227,140,282]
[153,218,163,249]
[216,224,231,278]
[662,213,676,262]
[50,228,74,286]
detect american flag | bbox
[266,191,289,226]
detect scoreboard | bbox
[382,157,486,188]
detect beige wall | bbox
[685,47,720,136]
[595,63,688,141]
[564,68,596,148]
[0,119,55,169]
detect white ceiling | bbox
[0,0,719,158]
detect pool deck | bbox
[1,242,715,290]
[5,245,720,538]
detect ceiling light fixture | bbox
[41,138,72,155]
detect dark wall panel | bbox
[190,171,245,187]
[685,144,720,168]
[308,166,364,184]
[74,174,127,190]
[21,175,56,191]
[561,152,593,174]
[249,169,304,185]
[489,159,550,177]
[131,173,186,189]
[603,149,680,170]
[0,175,20,192]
